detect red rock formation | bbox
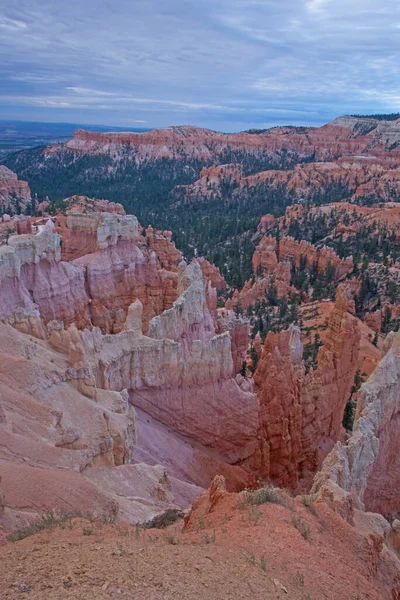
[364,304,400,333]
[195,257,227,292]
[64,195,125,215]
[365,310,383,332]
[251,286,360,488]
[51,117,400,165]
[253,234,352,281]
[15,217,32,235]
[252,235,278,274]
[143,226,182,272]
[174,164,244,202]
[0,166,31,215]
[255,214,276,236]
[216,309,250,374]
[253,325,304,486]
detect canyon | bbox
[0,116,399,597]
[1,204,398,527]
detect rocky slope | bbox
[1,476,399,599]
[0,206,371,532]
[0,206,399,597]
[0,210,260,535]
[0,166,31,215]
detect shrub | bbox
[7,511,85,542]
[240,485,291,508]
[292,515,311,540]
[142,509,184,529]
[301,494,318,516]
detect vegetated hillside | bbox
[3,116,400,288]
[3,145,309,288]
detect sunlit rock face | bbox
[313,331,400,521]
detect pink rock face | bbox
[0,228,91,330]
[0,166,31,215]
[74,239,177,333]
[0,320,180,531]
[0,212,179,335]
[252,288,360,489]
[0,252,260,532]
[76,263,260,464]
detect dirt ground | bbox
[0,490,397,600]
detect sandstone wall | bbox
[252,287,360,488]
[312,331,400,521]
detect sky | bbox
[1,0,399,132]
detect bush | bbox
[142,509,184,529]
[7,511,84,542]
[292,516,311,540]
[301,494,318,516]
[240,485,290,508]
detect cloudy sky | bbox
[0,0,399,131]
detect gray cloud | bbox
[0,0,399,131]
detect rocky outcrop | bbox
[364,310,383,333]
[251,286,360,488]
[64,195,126,215]
[0,319,180,532]
[364,304,400,333]
[0,166,31,215]
[195,257,227,292]
[0,212,178,334]
[143,226,182,272]
[0,221,91,331]
[175,164,244,202]
[216,309,250,374]
[312,331,400,521]
[253,235,353,280]
[73,262,259,465]
[0,246,261,533]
